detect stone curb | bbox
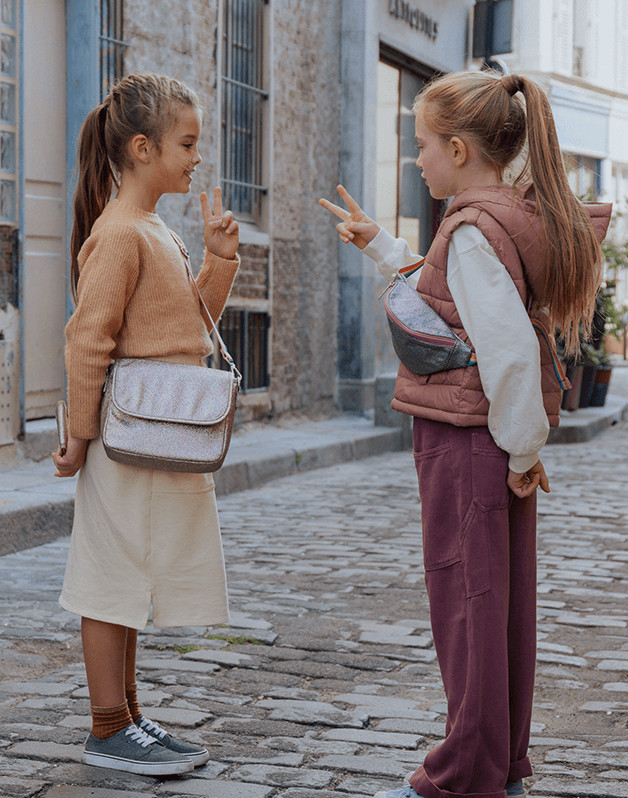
[0,418,408,557]
[1,390,626,558]
[547,394,628,444]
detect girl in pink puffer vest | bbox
[321,70,608,798]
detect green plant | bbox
[602,239,628,276]
[174,644,201,654]
[202,632,264,646]
[601,240,628,342]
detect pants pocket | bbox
[459,499,507,597]
[471,430,509,510]
[415,443,462,571]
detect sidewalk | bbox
[1,365,627,556]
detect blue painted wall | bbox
[65,0,100,320]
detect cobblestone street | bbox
[1,422,628,798]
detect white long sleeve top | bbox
[364,225,549,473]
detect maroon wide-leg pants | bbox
[409,418,537,798]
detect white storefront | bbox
[476,0,628,309]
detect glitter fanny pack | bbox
[381,260,476,375]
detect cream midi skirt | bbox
[60,364,229,630]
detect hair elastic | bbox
[501,74,524,96]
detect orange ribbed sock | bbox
[124,628,142,723]
[125,683,142,724]
[90,700,133,739]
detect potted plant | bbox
[578,341,601,408]
[589,347,613,407]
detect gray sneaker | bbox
[84,723,194,775]
[137,715,210,767]
[374,786,425,798]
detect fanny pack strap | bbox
[169,231,241,385]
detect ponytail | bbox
[70,103,115,303]
[69,73,201,304]
[513,76,602,356]
[415,70,603,358]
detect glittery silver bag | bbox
[382,273,476,375]
[101,234,240,472]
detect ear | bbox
[449,136,468,168]
[128,133,152,164]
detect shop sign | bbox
[388,0,438,40]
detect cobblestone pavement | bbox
[1,422,628,798]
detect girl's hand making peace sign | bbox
[319,185,380,250]
[202,187,239,260]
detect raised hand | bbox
[319,185,380,250]
[202,187,239,260]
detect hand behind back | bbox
[507,459,550,498]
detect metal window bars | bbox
[0,0,18,226]
[212,308,270,392]
[100,0,127,100]
[221,0,268,220]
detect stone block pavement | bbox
[1,398,628,795]
[1,365,627,558]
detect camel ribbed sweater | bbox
[65,199,239,439]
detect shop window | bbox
[376,51,440,256]
[100,0,127,99]
[213,307,270,392]
[0,0,18,226]
[221,0,268,221]
[564,152,601,200]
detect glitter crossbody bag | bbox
[100,234,241,473]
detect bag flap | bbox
[111,359,235,424]
[385,279,456,339]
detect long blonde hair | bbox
[70,73,200,302]
[414,70,602,356]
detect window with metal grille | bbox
[100,0,127,100]
[213,308,270,392]
[0,0,18,228]
[221,0,268,220]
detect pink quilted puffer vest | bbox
[392,184,612,428]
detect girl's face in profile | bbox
[414,104,457,200]
[152,106,203,195]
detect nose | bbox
[194,148,202,166]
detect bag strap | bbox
[169,231,242,385]
[399,257,425,279]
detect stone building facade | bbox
[1,0,343,455]
[20,1,620,449]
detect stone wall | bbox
[121,0,341,420]
[269,0,342,416]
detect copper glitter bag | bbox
[100,235,240,473]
